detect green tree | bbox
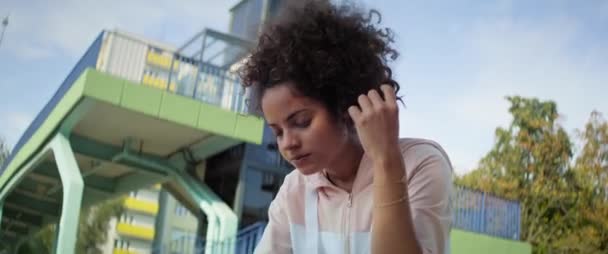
[553,111,608,253]
[75,197,125,254]
[455,96,577,253]
[16,197,125,254]
[0,137,9,165]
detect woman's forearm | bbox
[371,149,422,254]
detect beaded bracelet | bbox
[372,179,406,187]
[374,196,407,208]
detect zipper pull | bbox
[347,193,353,208]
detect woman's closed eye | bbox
[292,118,311,128]
[272,119,310,139]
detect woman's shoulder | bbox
[398,137,445,153]
[397,138,454,177]
[270,169,308,221]
[277,169,310,196]
[398,138,451,162]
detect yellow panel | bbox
[123,197,159,215]
[116,222,155,241]
[113,249,138,254]
[146,51,179,70]
[142,75,152,87]
[146,52,171,69]
[142,74,174,92]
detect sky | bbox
[0,0,606,175]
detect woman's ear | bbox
[341,112,353,127]
[340,112,359,141]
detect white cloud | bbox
[2,0,236,60]
[470,16,607,124]
[397,6,608,175]
[457,17,606,172]
[14,43,54,59]
[1,111,33,149]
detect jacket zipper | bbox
[344,193,353,254]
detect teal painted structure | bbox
[0,29,264,254]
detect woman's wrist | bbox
[372,148,405,184]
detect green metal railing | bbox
[102,30,251,114]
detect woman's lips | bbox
[291,153,311,167]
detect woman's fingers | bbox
[351,85,398,123]
[367,89,384,109]
[348,105,362,121]
[357,94,373,113]
[380,85,397,107]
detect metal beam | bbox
[177,30,206,53]
[84,174,116,193]
[206,44,228,64]
[1,229,17,239]
[13,188,58,204]
[81,187,112,208]
[2,217,32,231]
[172,169,238,254]
[167,134,241,170]
[205,28,254,50]
[3,203,58,220]
[43,134,175,199]
[69,134,172,176]
[59,98,95,135]
[2,207,43,227]
[27,171,59,185]
[4,192,60,216]
[106,145,236,254]
[1,220,28,235]
[35,164,114,191]
[33,164,116,199]
[50,133,84,254]
[68,134,119,163]
[0,149,53,201]
[190,37,218,59]
[114,172,165,194]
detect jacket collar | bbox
[305,152,373,196]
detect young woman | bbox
[240,1,453,253]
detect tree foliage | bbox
[553,111,608,253]
[456,97,607,253]
[15,197,125,254]
[75,197,125,254]
[0,137,9,166]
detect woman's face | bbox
[261,82,350,175]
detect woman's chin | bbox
[295,165,321,176]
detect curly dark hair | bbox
[240,0,401,124]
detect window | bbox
[174,204,190,217]
[120,214,134,223]
[114,239,131,249]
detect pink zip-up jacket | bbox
[255,138,453,254]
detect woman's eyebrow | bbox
[267,108,309,127]
[285,109,309,122]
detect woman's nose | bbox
[279,131,300,151]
